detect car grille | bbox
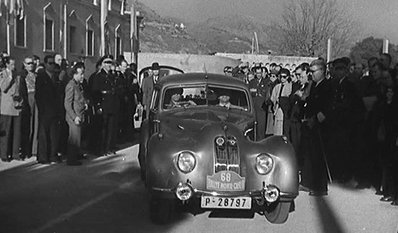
[214,136,240,174]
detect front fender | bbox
[259,136,299,195]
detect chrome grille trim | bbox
[214,136,240,174]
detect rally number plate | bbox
[201,196,251,209]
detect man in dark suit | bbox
[64,63,88,166]
[116,60,135,141]
[248,65,270,140]
[91,55,120,156]
[35,55,63,164]
[142,62,160,118]
[300,59,333,196]
[328,58,365,182]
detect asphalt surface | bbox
[0,144,397,233]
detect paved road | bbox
[0,144,397,233]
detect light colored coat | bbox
[0,70,22,116]
[271,82,292,135]
[64,79,88,124]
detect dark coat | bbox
[289,81,304,121]
[304,78,333,126]
[35,70,63,118]
[15,70,30,114]
[329,77,365,128]
[91,69,120,115]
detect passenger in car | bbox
[217,94,245,110]
[165,88,196,109]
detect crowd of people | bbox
[0,52,141,166]
[225,54,398,205]
[1,50,397,205]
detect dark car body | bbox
[138,73,299,224]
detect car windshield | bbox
[162,85,249,111]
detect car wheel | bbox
[149,198,175,224]
[264,201,291,224]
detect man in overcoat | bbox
[300,59,333,196]
[64,63,88,165]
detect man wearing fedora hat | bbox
[142,62,160,118]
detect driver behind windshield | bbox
[165,88,196,109]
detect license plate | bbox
[201,196,251,209]
[206,171,245,191]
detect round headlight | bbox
[228,138,237,146]
[177,152,196,173]
[215,137,225,147]
[255,154,273,175]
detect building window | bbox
[15,16,26,47]
[86,29,94,56]
[69,25,78,53]
[115,36,121,57]
[44,18,54,51]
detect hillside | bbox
[136,1,210,54]
[186,15,272,54]
[135,1,273,54]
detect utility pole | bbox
[135,11,143,75]
[130,2,136,64]
[100,0,108,56]
[253,32,259,54]
[327,38,332,63]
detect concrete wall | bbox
[124,52,317,75]
[215,53,317,67]
[124,52,241,74]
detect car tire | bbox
[149,198,175,224]
[264,201,291,224]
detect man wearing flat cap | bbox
[142,62,160,118]
[91,54,120,156]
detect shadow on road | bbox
[208,209,255,219]
[0,140,187,233]
[314,196,346,233]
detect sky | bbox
[135,0,398,44]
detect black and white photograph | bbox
[0,0,398,232]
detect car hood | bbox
[159,108,253,136]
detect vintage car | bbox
[138,73,299,224]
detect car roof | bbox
[157,73,247,89]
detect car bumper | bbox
[150,184,298,202]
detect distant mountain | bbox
[135,1,273,54]
[186,15,272,54]
[135,1,211,54]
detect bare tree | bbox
[268,0,359,58]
